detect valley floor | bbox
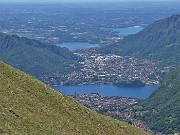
[41,48,163,87]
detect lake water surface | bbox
[52,84,157,99]
[56,42,99,51]
[56,26,143,50]
[112,26,143,35]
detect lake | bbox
[52,84,158,99]
[112,26,144,35]
[56,26,143,50]
[56,42,99,51]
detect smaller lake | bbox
[56,42,99,51]
[112,26,144,35]
[52,84,158,99]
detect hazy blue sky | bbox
[0,0,179,3]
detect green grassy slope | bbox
[0,33,81,77]
[134,68,180,134]
[100,15,180,65]
[0,61,147,135]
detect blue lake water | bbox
[56,42,99,51]
[112,26,144,35]
[52,84,158,99]
[56,26,143,50]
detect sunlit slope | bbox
[0,61,147,135]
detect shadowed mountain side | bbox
[100,15,180,65]
[0,33,81,77]
[134,68,180,134]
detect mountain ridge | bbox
[0,33,81,77]
[100,14,180,65]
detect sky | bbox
[0,0,179,3]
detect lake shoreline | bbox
[51,83,158,87]
[52,84,158,99]
[112,26,144,35]
[56,42,99,51]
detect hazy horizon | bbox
[0,0,180,3]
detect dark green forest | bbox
[133,68,180,134]
[0,33,81,77]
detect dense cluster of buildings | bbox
[71,93,137,112]
[43,49,160,86]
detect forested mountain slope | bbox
[100,15,180,65]
[134,68,180,134]
[0,33,81,77]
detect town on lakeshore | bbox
[42,48,162,86]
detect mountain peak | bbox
[100,15,180,66]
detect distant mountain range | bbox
[0,61,147,135]
[100,15,180,66]
[0,33,81,77]
[134,68,180,134]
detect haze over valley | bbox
[0,1,180,134]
